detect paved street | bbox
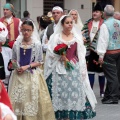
[90,75,120,120]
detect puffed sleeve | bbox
[0,22,8,42]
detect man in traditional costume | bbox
[82,2,105,97]
[0,3,22,48]
[42,6,63,52]
[97,5,120,104]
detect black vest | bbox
[46,22,54,40]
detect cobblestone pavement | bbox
[90,76,120,120]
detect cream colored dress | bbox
[8,39,55,120]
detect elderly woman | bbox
[44,15,97,120]
[68,9,83,31]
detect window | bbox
[44,0,64,15]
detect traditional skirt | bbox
[0,53,5,79]
[46,62,96,120]
[88,50,103,73]
[8,68,55,120]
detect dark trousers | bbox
[102,52,120,100]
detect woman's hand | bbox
[17,65,29,74]
[60,55,66,62]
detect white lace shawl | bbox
[12,37,43,64]
[44,32,97,110]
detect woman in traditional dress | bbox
[68,9,83,31]
[44,15,97,120]
[8,20,55,120]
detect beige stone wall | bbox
[0,0,6,17]
[26,0,43,26]
[114,0,120,12]
[64,0,93,24]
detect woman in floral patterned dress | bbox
[44,15,97,120]
[8,20,55,120]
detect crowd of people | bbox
[0,2,120,120]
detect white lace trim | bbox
[57,34,76,48]
[51,63,86,111]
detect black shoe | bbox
[118,96,120,100]
[102,99,118,104]
[101,97,109,102]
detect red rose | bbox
[0,28,2,31]
[54,43,67,52]
[53,43,74,70]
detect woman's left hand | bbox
[17,65,28,74]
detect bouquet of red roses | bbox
[54,43,74,70]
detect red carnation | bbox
[54,43,68,55]
[53,43,74,70]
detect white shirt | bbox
[42,23,56,51]
[97,23,109,58]
[90,20,99,42]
